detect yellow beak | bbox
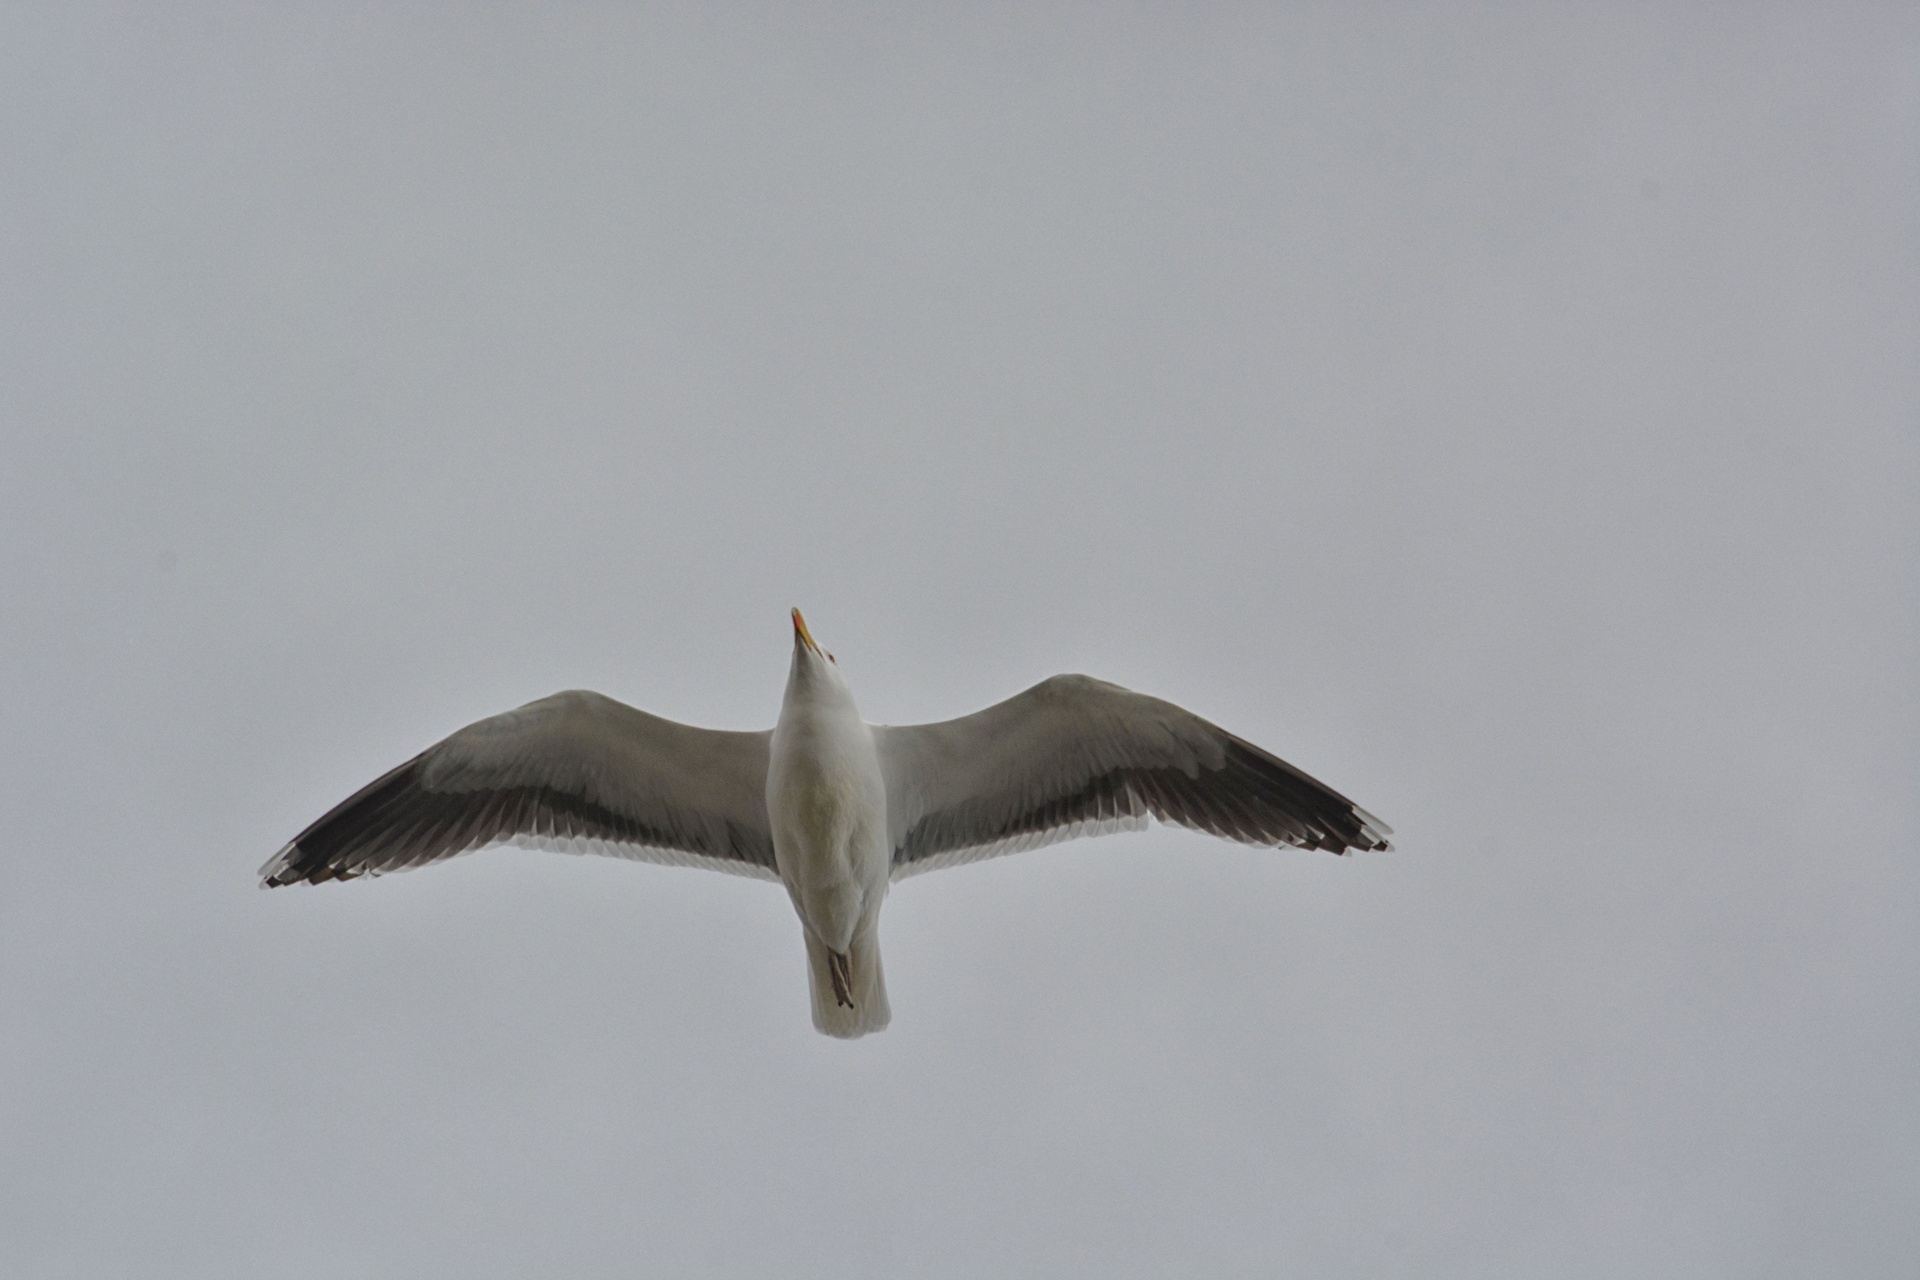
[791,607,820,653]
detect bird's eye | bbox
[828,653,836,663]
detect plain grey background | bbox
[3,4,1915,1276]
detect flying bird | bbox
[261,610,1391,1038]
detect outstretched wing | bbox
[874,674,1390,881]
[260,690,778,886]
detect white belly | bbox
[767,712,890,951]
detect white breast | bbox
[767,693,889,949]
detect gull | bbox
[261,610,1391,1038]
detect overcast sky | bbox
[2,4,1915,1276]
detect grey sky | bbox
[3,4,1915,1276]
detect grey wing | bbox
[874,674,1391,881]
[260,690,779,886]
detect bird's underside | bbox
[262,623,1390,1038]
[260,679,1389,888]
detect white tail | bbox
[804,929,891,1038]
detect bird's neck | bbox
[779,652,859,722]
[773,666,875,792]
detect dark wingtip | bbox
[259,837,351,887]
[258,841,302,888]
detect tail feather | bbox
[805,931,890,1039]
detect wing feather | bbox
[876,674,1390,880]
[260,690,778,886]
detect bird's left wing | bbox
[874,674,1390,881]
[260,690,779,886]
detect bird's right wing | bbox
[874,674,1390,881]
[260,690,778,886]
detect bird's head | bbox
[787,608,850,696]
